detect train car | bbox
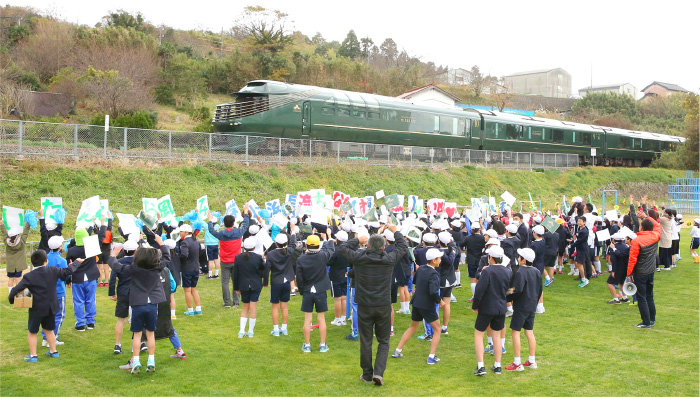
[213,80,685,165]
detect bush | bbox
[194,119,213,133]
[111,110,157,129]
[190,106,210,122]
[154,84,175,105]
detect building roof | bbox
[641,81,690,93]
[504,68,569,77]
[578,83,633,91]
[397,83,461,102]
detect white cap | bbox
[533,215,543,223]
[275,234,288,245]
[127,233,140,242]
[243,237,256,250]
[694,218,700,224]
[595,216,603,222]
[611,232,625,241]
[484,229,498,239]
[438,231,452,245]
[94,219,102,228]
[419,213,427,219]
[422,233,437,244]
[628,232,637,240]
[425,248,443,261]
[506,224,518,234]
[383,229,395,242]
[485,238,501,247]
[487,245,505,258]
[7,228,20,237]
[46,223,58,231]
[164,239,177,249]
[354,218,368,227]
[573,196,583,203]
[48,236,65,250]
[249,224,260,235]
[532,225,545,236]
[450,219,461,228]
[341,222,352,232]
[179,224,193,233]
[350,224,359,233]
[414,220,428,230]
[368,221,381,229]
[379,215,388,224]
[675,214,683,220]
[517,248,536,262]
[357,227,370,239]
[471,223,481,230]
[123,240,139,251]
[289,217,298,225]
[335,230,348,242]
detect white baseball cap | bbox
[357,227,370,239]
[383,229,395,242]
[485,238,501,247]
[487,245,505,258]
[335,230,348,242]
[484,229,498,239]
[123,240,139,251]
[425,248,443,261]
[450,219,462,228]
[506,224,518,234]
[243,237,256,250]
[438,231,452,245]
[249,225,260,235]
[341,222,352,232]
[48,236,65,250]
[517,248,535,262]
[611,232,626,241]
[573,196,583,203]
[471,223,481,230]
[533,215,543,223]
[7,228,20,237]
[164,239,177,250]
[179,224,193,233]
[532,225,545,236]
[379,215,388,224]
[275,234,288,245]
[414,220,428,230]
[422,233,437,244]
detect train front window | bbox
[239,82,268,93]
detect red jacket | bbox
[627,217,661,276]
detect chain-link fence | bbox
[0,119,579,169]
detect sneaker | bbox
[621,297,630,303]
[417,333,428,340]
[301,344,311,353]
[359,374,373,384]
[170,350,187,359]
[423,334,433,341]
[183,311,194,316]
[131,362,142,374]
[345,333,358,341]
[319,343,329,353]
[372,375,384,386]
[468,298,474,302]
[171,315,177,320]
[46,351,59,358]
[207,275,213,279]
[441,328,448,335]
[391,349,403,358]
[536,306,545,314]
[194,310,203,315]
[635,323,651,328]
[454,283,462,288]
[427,356,441,365]
[281,329,288,336]
[491,365,502,375]
[55,340,64,346]
[390,330,395,337]
[502,346,507,354]
[544,279,552,287]
[247,331,254,338]
[651,321,656,326]
[87,323,95,330]
[119,360,133,370]
[146,360,155,372]
[485,342,494,355]
[114,345,122,354]
[604,270,612,274]
[138,342,147,352]
[42,340,48,347]
[214,275,220,279]
[567,270,575,276]
[238,332,246,338]
[506,362,524,371]
[24,355,38,363]
[271,329,280,337]
[474,366,487,376]
[450,296,457,303]
[656,268,660,272]
[402,310,411,315]
[330,318,343,326]
[522,360,538,369]
[558,269,563,274]
[606,300,621,305]
[341,318,347,325]
[662,267,671,271]
[506,310,513,318]
[75,325,86,332]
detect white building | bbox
[436,68,472,86]
[578,83,637,98]
[396,83,462,107]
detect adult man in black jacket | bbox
[338,221,407,386]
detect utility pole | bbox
[220,28,224,59]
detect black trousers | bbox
[634,272,656,325]
[358,304,392,378]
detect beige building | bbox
[641,81,691,98]
[503,68,572,98]
[578,83,637,98]
[397,83,461,108]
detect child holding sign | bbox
[1,220,31,294]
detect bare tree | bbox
[0,79,34,118]
[491,77,515,111]
[13,19,75,83]
[78,67,136,116]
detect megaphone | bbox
[622,281,637,296]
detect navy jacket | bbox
[295,240,335,294]
[9,261,80,316]
[461,234,485,266]
[106,246,169,306]
[233,252,265,291]
[517,223,530,249]
[530,239,546,273]
[411,265,441,311]
[178,236,200,273]
[265,234,297,286]
[543,231,559,257]
[438,244,458,288]
[328,246,350,283]
[39,218,64,253]
[66,246,99,283]
[472,264,512,316]
[108,256,133,297]
[570,226,589,256]
[502,236,521,267]
[507,265,543,313]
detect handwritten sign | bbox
[2,206,24,230]
[333,191,349,209]
[117,213,140,236]
[76,196,101,228]
[444,202,457,218]
[40,197,62,225]
[225,199,241,217]
[266,199,283,216]
[501,191,516,207]
[157,195,176,219]
[196,196,209,218]
[427,198,445,216]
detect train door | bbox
[302,101,310,137]
[474,117,485,150]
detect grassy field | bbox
[0,234,697,396]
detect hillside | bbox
[0,159,686,243]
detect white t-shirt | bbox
[583,213,595,248]
[690,226,700,239]
[671,221,680,240]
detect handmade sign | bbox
[297,192,312,207]
[471,198,482,212]
[324,195,335,210]
[391,195,405,212]
[82,235,102,258]
[247,200,261,218]
[96,199,110,220]
[40,197,63,225]
[285,194,298,208]
[362,207,378,222]
[283,202,294,215]
[416,199,424,214]
[501,191,516,207]
[349,197,360,215]
[116,213,140,235]
[225,199,241,217]
[376,190,385,199]
[541,216,560,233]
[357,197,370,215]
[76,196,101,228]
[157,195,176,219]
[340,201,353,214]
[605,210,619,222]
[408,195,419,212]
[444,202,457,218]
[309,189,326,207]
[332,191,349,209]
[196,196,209,218]
[595,228,611,242]
[299,224,312,234]
[266,199,283,216]
[258,231,274,250]
[272,213,288,229]
[142,198,158,218]
[137,210,158,230]
[384,194,400,210]
[311,207,329,225]
[427,198,445,216]
[2,206,24,230]
[364,196,375,210]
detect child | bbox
[328,231,349,328]
[436,232,457,335]
[107,236,170,374]
[94,215,113,287]
[505,248,542,371]
[41,236,68,347]
[472,245,512,376]
[265,228,298,336]
[234,237,266,338]
[606,232,631,305]
[38,207,64,254]
[296,233,335,353]
[569,217,590,287]
[392,248,445,364]
[178,225,203,316]
[204,218,221,279]
[691,219,700,263]
[65,227,99,331]
[108,239,137,354]
[2,221,31,294]
[9,250,81,362]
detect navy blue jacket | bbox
[472,264,512,316]
[507,265,542,313]
[411,265,441,310]
[530,239,547,273]
[108,256,133,297]
[233,252,265,291]
[178,236,200,273]
[66,246,99,283]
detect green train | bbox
[212,80,685,166]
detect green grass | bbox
[0,235,697,396]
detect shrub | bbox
[111,110,157,129]
[190,106,210,121]
[154,84,175,105]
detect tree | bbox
[490,77,514,111]
[101,10,153,33]
[14,19,75,83]
[161,53,207,108]
[338,30,361,59]
[468,65,485,97]
[379,38,398,63]
[572,92,638,120]
[652,93,699,170]
[234,6,292,55]
[360,37,373,60]
[78,67,134,116]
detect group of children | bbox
[4,192,695,380]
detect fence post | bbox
[103,126,107,159]
[554,153,557,169]
[123,127,127,157]
[388,146,391,167]
[168,131,172,161]
[18,120,23,155]
[309,140,312,164]
[485,151,488,168]
[73,124,78,156]
[468,149,470,165]
[208,134,212,161]
[516,153,519,169]
[245,136,249,162]
[363,144,366,164]
[529,153,532,170]
[431,149,433,168]
[450,148,453,167]
[337,142,340,164]
[410,147,413,167]
[543,154,545,169]
[279,138,283,164]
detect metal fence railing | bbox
[0,119,580,169]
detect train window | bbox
[367,112,380,120]
[582,133,591,146]
[484,122,497,138]
[338,107,350,117]
[440,116,452,134]
[452,118,459,136]
[352,110,365,119]
[434,116,440,133]
[506,124,523,140]
[553,129,564,143]
[383,110,398,121]
[321,107,334,116]
[464,119,471,135]
[531,129,543,140]
[634,139,642,148]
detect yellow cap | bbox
[306,235,320,247]
[555,218,565,225]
